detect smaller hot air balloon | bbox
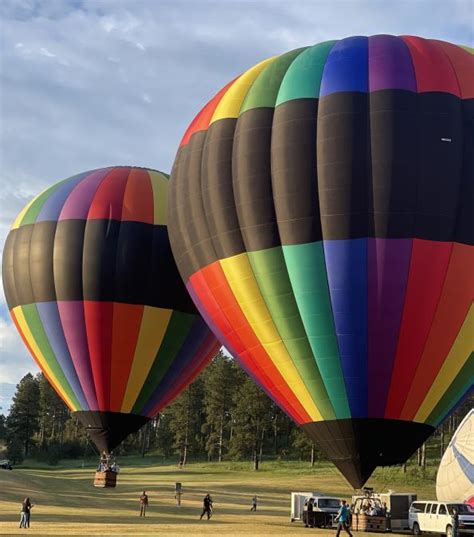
[2,166,220,485]
[437,409,474,506]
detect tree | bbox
[202,352,241,461]
[229,376,272,470]
[6,373,40,458]
[0,414,6,440]
[291,428,319,466]
[38,373,70,447]
[167,378,205,465]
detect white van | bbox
[290,492,340,525]
[409,501,474,536]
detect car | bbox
[0,460,13,470]
[409,501,474,536]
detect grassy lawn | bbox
[0,458,436,536]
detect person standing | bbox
[139,491,149,517]
[20,497,32,528]
[305,498,315,528]
[200,493,213,520]
[335,499,353,537]
[451,507,459,537]
[250,495,257,511]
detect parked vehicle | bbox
[290,492,341,526]
[352,491,417,531]
[409,501,474,536]
[0,460,13,470]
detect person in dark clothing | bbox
[139,491,148,517]
[451,508,459,537]
[335,499,353,537]
[250,495,257,511]
[305,498,315,528]
[200,493,213,520]
[20,497,32,528]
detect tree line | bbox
[0,352,471,470]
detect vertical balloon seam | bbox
[179,57,319,419]
[365,36,415,417]
[119,171,168,412]
[109,169,153,411]
[411,38,474,418]
[39,175,98,409]
[317,36,369,418]
[389,36,447,419]
[383,36,418,419]
[36,177,93,410]
[187,78,287,413]
[115,170,160,409]
[237,48,336,419]
[270,48,337,419]
[397,37,449,421]
[56,168,115,411]
[273,41,351,419]
[109,168,132,410]
[82,168,129,410]
[223,53,325,422]
[398,38,467,420]
[262,48,336,419]
[6,216,77,409]
[14,183,83,409]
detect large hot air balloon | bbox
[2,166,220,456]
[168,36,474,488]
[437,409,474,505]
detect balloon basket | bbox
[94,470,117,488]
[351,514,389,532]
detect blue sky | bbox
[0,0,472,413]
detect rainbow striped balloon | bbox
[169,35,474,487]
[3,166,220,452]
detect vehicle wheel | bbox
[413,522,422,535]
[446,525,452,537]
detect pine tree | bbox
[229,375,272,470]
[0,414,6,440]
[38,373,70,446]
[6,373,40,459]
[202,352,241,461]
[167,378,205,465]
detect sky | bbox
[0,0,473,413]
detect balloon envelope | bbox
[2,166,220,452]
[168,36,474,487]
[437,409,474,504]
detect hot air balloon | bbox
[437,409,474,506]
[2,166,220,471]
[168,36,474,488]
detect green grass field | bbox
[0,458,436,536]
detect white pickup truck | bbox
[409,501,474,536]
